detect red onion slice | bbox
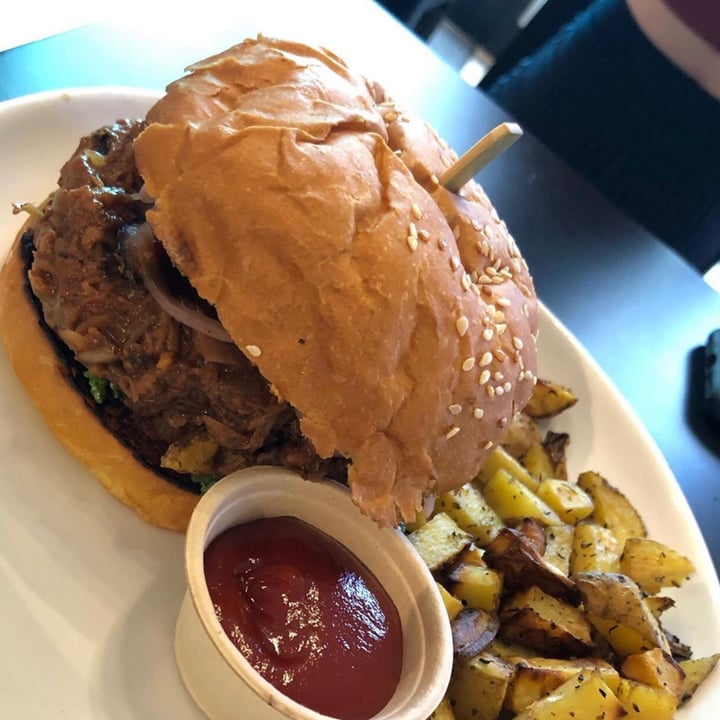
[136,184,154,204]
[125,223,233,343]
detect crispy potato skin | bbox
[451,608,500,660]
[484,528,578,604]
[418,378,715,720]
[504,658,620,714]
[448,652,513,720]
[500,586,594,658]
[524,378,578,419]
[679,653,720,705]
[407,512,472,573]
[512,670,625,720]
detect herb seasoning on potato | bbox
[411,379,718,720]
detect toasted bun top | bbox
[133,36,539,526]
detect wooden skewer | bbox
[439,122,523,192]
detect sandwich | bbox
[0,36,538,531]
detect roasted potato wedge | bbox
[570,522,621,574]
[499,585,595,658]
[451,608,501,660]
[679,653,720,705]
[615,678,678,719]
[645,595,676,619]
[454,543,487,567]
[504,657,620,714]
[447,652,513,720]
[446,562,504,613]
[522,442,555,481]
[436,581,464,621]
[543,524,573,576]
[435,483,504,546]
[481,469,561,527]
[524,378,578,419]
[484,528,577,603]
[407,512,472,572]
[619,537,695,594]
[620,648,685,698]
[541,431,570,480]
[476,446,539,492]
[577,471,647,546]
[573,572,671,658]
[513,517,547,556]
[536,478,594,525]
[512,670,625,720]
[665,628,693,662]
[487,638,537,661]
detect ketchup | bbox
[204,516,403,720]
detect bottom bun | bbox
[0,222,199,532]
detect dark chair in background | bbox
[482,0,720,273]
[441,0,538,58]
[479,0,593,86]
[378,0,452,39]
[379,0,594,67]
[379,0,537,51]
[381,0,720,273]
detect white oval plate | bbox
[0,88,718,718]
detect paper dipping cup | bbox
[175,466,453,720]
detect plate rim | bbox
[0,85,718,717]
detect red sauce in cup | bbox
[204,516,403,720]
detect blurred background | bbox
[4,0,718,290]
[378,0,592,87]
[379,0,720,292]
